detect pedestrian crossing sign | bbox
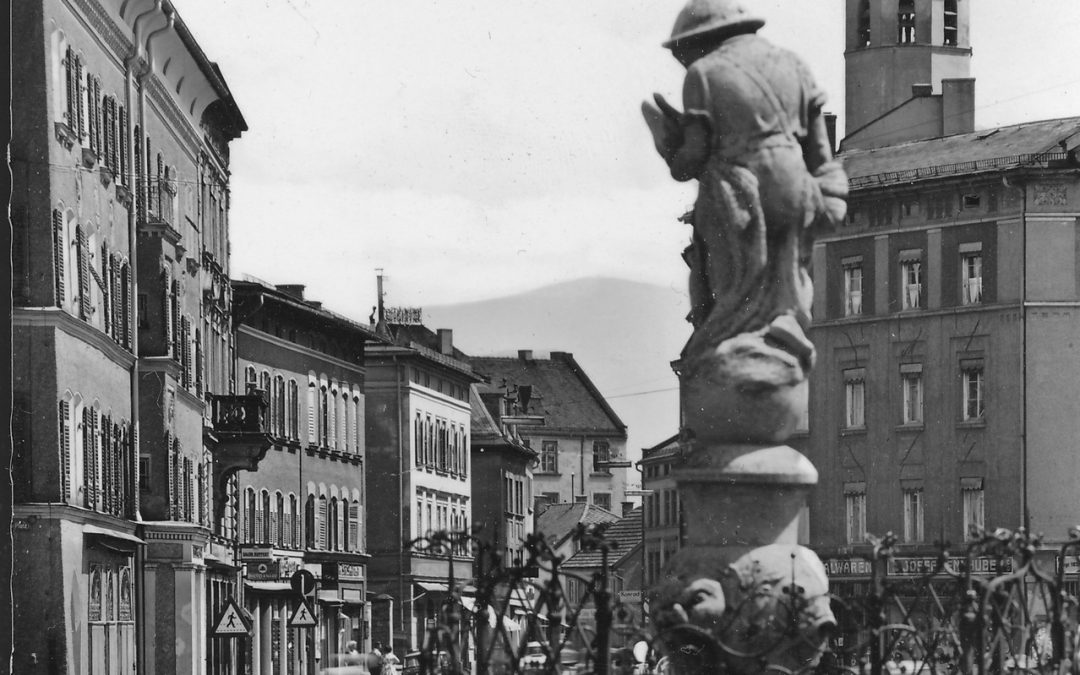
[288,600,317,628]
[213,597,251,637]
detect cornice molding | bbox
[14,307,135,368]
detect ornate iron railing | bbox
[406,526,1080,675]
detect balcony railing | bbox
[209,393,268,435]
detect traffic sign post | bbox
[212,597,252,637]
[290,569,317,598]
[289,600,317,628]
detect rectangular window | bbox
[592,440,610,473]
[901,367,923,425]
[962,481,985,537]
[844,369,866,429]
[903,488,925,543]
[845,485,866,544]
[962,366,985,421]
[843,263,863,316]
[898,0,916,43]
[943,0,959,45]
[540,440,558,473]
[961,251,983,305]
[593,492,611,511]
[901,258,922,309]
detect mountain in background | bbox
[425,277,691,477]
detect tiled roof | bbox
[535,502,620,550]
[467,353,626,435]
[641,434,680,463]
[470,385,502,438]
[563,507,643,569]
[841,116,1080,190]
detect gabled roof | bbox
[535,502,620,550]
[469,385,536,458]
[841,116,1080,191]
[467,352,626,435]
[563,507,643,570]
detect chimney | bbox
[518,349,533,362]
[911,83,933,97]
[437,329,453,356]
[621,501,635,518]
[942,78,975,137]
[276,284,305,300]
[823,112,837,155]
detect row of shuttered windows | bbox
[162,266,200,393]
[57,396,134,517]
[413,411,467,476]
[162,434,211,525]
[243,488,363,553]
[244,366,364,453]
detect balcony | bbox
[206,393,273,524]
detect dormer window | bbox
[857,0,871,47]
[898,0,916,43]
[944,0,958,46]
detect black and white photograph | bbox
[7,0,1080,673]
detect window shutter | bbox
[101,242,111,336]
[167,438,175,519]
[120,263,131,349]
[195,330,203,396]
[108,97,119,172]
[172,281,182,360]
[74,56,84,139]
[59,400,71,502]
[162,269,173,351]
[283,502,292,548]
[100,415,111,513]
[255,498,264,543]
[181,317,192,388]
[53,209,65,307]
[76,225,90,319]
[87,76,96,152]
[65,47,77,126]
[349,502,360,552]
[118,106,128,184]
[307,383,316,444]
[110,254,120,338]
[185,458,194,521]
[270,505,279,545]
[317,498,327,549]
[92,77,102,154]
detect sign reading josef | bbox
[212,597,251,637]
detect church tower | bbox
[844,0,974,148]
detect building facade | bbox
[638,435,682,590]
[11,1,252,674]
[468,351,631,513]
[232,279,382,672]
[801,0,1080,645]
[364,321,478,654]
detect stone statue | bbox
[642,2,845,671]
[643,0,847,444]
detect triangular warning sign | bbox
[289,600,317,628]
[213,597,251,637]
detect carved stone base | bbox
[650,443,832,674]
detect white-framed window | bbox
[962,479,985,537]
[961,245,983,305]
[844,369,866,429]
[540,440,558,473]
[903,488,924,543]
[901,364,923,425]
[845,484,867,544]
[901,256,922,309]
[961,362,985,421]
[943,0,959,45]
[843,261,863,316]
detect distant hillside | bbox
[425,277,692,471]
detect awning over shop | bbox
[245,581,292,593]
[415,581,449,592]
[83,524,144,551]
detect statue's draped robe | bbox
[677,34,847,355]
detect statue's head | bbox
[664,0,764,66]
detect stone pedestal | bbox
[653,443,832,674]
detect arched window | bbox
[898,0,916,43]
[245,487,257,543]
[857,0,870,47]
[307,375,317,444]
[274,375,286,437]
[319,386,329,447]
[274,492,284,547]
[58,393,75,502]
[317,495,328,549]
[349,498,361,553]
[305,494,316,549]
[414,413,423,466]
[329,497,339,550]
[259,489,270,543]
[289,493,299,548]
[288,379,299,439]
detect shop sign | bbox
[322,562,365,581]
[1057,555,1080,575]
[241,547,274,560]
[246,560,280,581]
[279,557,302,578]
[822,557,872,578]
[618,591,643,603]
[888,556,1013,577]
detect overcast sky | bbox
[176,1,1080,318]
